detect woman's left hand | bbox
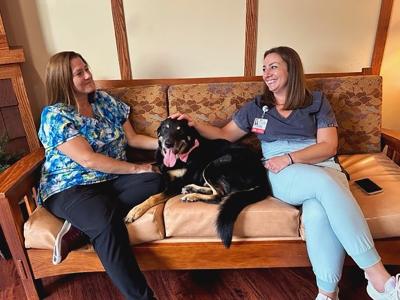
[263,155,291,173]
[133,163,161,174]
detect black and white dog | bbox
[124,118,271,248]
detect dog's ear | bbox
[157,119,165,137]
[175,118,200,139]
[188,123,201,139]
[176,118,189,128]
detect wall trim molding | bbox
[371,0,393,75]
[96,71,370,89]
[244,0,258,76]
[111,0,132,80]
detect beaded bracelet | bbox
[287,153,294,165]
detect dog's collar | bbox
[178,139,200,163]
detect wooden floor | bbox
[1,257,399,300]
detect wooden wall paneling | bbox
[0,14,8,50]
[0,48,25,65]
[0,13,39,152]
[0,35,8,50]
[2,105,30,156]
[0,79,17,107]
[0,79,30,156]
[244,0,258,76]
[0,65,40,151]
[371,0,394,75]
[5,138,29,156]
[110,0,132,80]
[10,67,40,151]
[0,112,5,134]
[2,107,26,139]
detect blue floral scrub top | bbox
[38,91,130,203]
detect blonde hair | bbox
[262,46,312,110]
[45,51,88,105]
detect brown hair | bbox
[45,51,88,105]
[262,46,312,110]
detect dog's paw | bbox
[181,185,194,194]
[180,194,200,202]
[124,205,148,223]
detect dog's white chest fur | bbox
[167,168,187,180]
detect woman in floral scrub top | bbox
[38,51,161,300]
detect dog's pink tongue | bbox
[163,149,177,167]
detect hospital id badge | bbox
[251,118,268,134]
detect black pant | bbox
[45,173,163,300]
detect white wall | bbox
[0,0,398,130]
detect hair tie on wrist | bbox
[287,153,294,165]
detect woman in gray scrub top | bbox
[172,47,399,300]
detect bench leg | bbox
[0,202,42,299]
[13,257,42,300]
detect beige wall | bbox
[381,0,400,130]
[257,0,380,74]
[124,0,246,78]
[0,0,399,130]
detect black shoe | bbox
[52,220,89,265]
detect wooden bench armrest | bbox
[0,148,44,245]
[381,128,400,166]
[0,148,44,299]
[0,148,44,196]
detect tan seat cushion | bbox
[163,195,300,238]
[24,204,165,249]
[300,153,400,240]
[339,153,400,239]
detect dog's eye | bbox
[166,124,170,128]
[176,126,181,130]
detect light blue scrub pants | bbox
[262,140,380,292]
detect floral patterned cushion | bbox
[168,76,382,155]
[103,85,168,138]
[168,82,265,152]
[168,82,264,127]
[307,76,382,154]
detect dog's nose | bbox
[164,140,174,148]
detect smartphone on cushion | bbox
[354,178,383,195]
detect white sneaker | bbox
[366,274,400,299]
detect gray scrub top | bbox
[232,91,338,142]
